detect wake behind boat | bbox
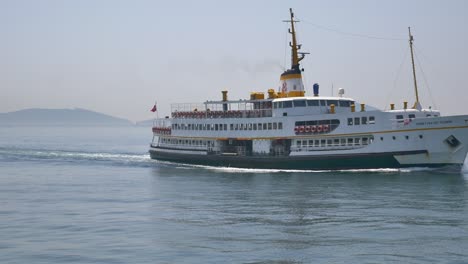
[149,9,468,170]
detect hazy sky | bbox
[1,0,467,121]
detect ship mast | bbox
[408,27,421,110]
[284,8,306,71]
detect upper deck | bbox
[169,96,371,119]
[171,99,274,119]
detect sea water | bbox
[1,126,468,263]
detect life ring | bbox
[305,126,311,133]
[294,126,299,133]
[299,126,305,133]
[323,124,329,132]
[317,125,323,133]
[311,125,316,133]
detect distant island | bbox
[0,108,133,126]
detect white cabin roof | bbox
[272,96,355,102]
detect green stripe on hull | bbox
[148,150,439,170]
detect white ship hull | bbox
[149,113,468,170]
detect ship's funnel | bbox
[313,83,319,97]
[222,90,228,111]
[280,71,304,97]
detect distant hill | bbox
[0,108,133,126]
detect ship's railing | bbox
[171,100,273,119]
[291,139,372,152]
[158,143,207,151]
[152,127,171,135]
[152,118,172,135]
[172,109,272,119]
[171,103,205,113]
[153,118,172,127]
[207,145,246,155]
[291,144,365,152]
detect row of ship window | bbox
[172,122,284,131]
[396,113,439,121]
[160,138,214,147]
[273,99,355,109]
[396,114,415,121]
[347,116,375,126]
[296,136,374,148]
[160,135,424,146]
[395,113,440,124]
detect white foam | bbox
[45,150,149,161]
[202,166,329,173]
[399,167,437,173]
[165,162,424,174]
[159,162,322,173]
[1,147,152,165]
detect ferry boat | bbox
[149,9,468,170]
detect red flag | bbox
[150,104,157,112]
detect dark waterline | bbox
[1,126,468,263]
